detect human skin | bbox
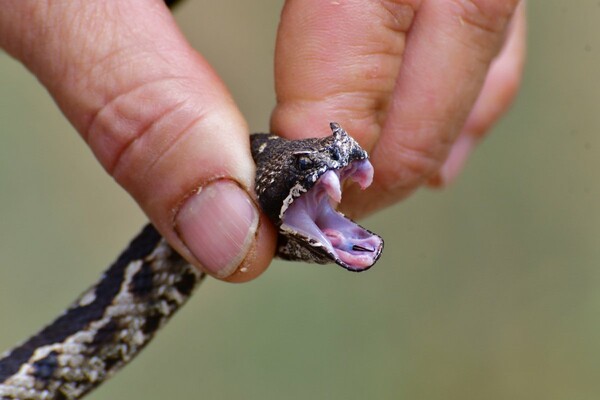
[0,0,525,282]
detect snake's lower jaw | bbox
[280,159,383,271]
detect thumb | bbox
[0,0,276,282]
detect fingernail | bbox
[175,180,259,278]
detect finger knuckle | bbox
[380,124,452,190]
[397,142,447,185]
[450,0,519,36]
[85,78,206,186]
[377,0,421,33]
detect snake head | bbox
[251,122,383,272]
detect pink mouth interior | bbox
[281,159,382,270]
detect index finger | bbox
[271,0,417,149]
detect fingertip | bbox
[272,0,416,148]
[173,180,257,278]
[223,212,277,283]
[173,179,276,283]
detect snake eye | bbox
[294,152,314,171]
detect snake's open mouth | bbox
[281,159,383,271]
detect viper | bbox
[0,122,383,400]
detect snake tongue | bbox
[281,159,382,271]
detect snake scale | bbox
[0,121,383,400]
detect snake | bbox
[0,121,383,400]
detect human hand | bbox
[0,0,525,283]
[0,0,276,282]
[271,0,526,218]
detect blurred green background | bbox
[1,1,599,399]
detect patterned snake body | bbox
[0,123,383,400]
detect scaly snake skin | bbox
[0,123,383,400]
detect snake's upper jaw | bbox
[280,159,383,272]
